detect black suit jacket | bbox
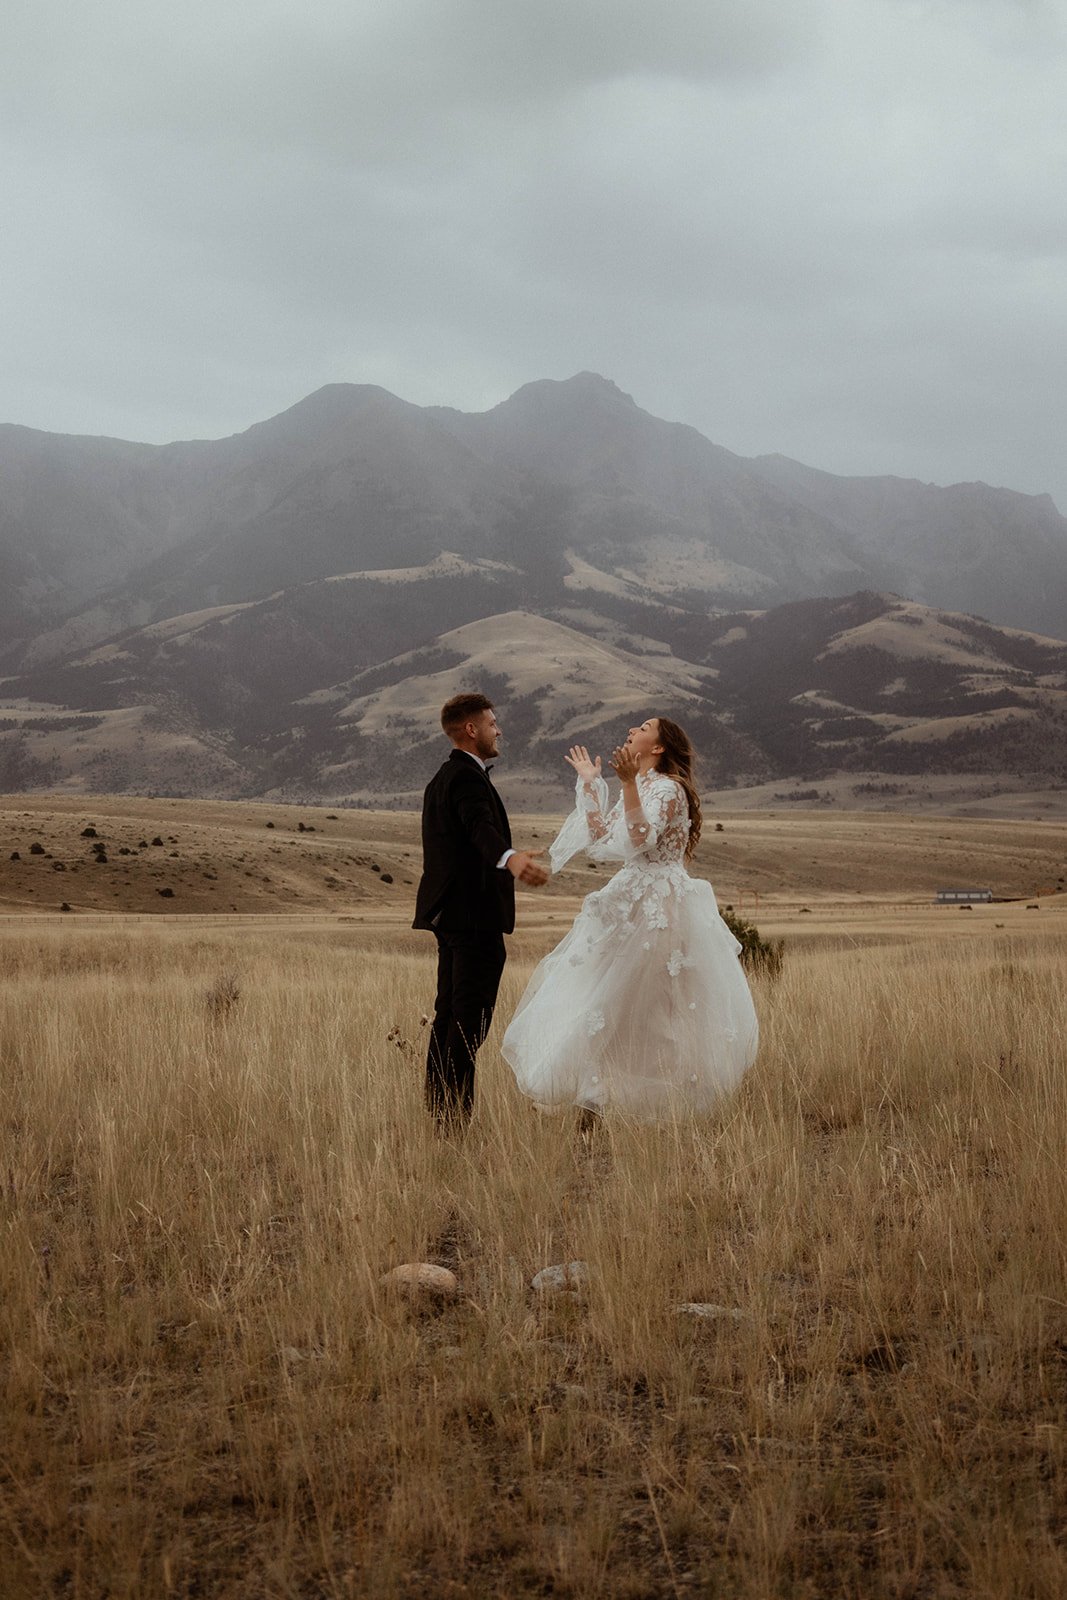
[412,750,515,934]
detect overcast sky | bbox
[3,0,1066,510]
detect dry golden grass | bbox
[2,911,1067,1597]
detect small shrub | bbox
[720,907,784,978]
[774,788,821,802]
[206,971,241,1019]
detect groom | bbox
[413,693,548,1127]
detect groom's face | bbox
[470,709,501,760]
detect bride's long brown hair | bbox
[652,717,702,862]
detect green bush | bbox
[721,907,784,979]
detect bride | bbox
[500,716,758,1120]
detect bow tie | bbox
[484,764,495,776]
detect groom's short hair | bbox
[441,692,493,737]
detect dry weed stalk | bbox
[386,1013,428,1062]
[0,918,1065,1596]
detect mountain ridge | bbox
[1,375,1065,807]
[5,372,1067,650]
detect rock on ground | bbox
[380,1263,459,1298]
[531,1262,592,1294]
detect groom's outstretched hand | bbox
[507,849,549,887]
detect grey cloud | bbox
[1,0,1065,517]
[2,1,812,155]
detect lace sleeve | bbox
[549,773,612,872]
[622,777,687,859]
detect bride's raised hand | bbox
[609,744,640,783]
[564,744,601,783]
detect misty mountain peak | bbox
[536,370,636,401]
[243,382,424,444]
[493,371,639,417]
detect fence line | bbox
[0,899,1060,929]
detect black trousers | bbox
[425,929,507,1125]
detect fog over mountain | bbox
[1,375,1065,807]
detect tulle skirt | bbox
[501,863,758,1119]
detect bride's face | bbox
[624,718,664,766]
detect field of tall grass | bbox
[2,917,1066,1597]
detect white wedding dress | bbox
[501,770,759,1118]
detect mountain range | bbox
[1,373,1065,807]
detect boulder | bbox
[379,1263,458,1299]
